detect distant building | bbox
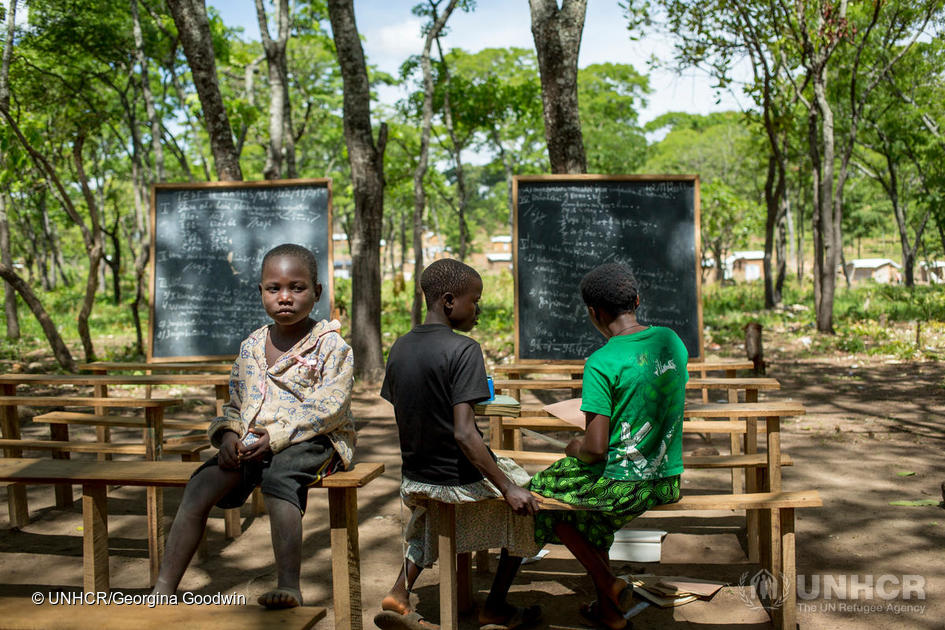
[486,235,513,270]
[918,261,945,284]
[843,258,902,284]
[725,251,765,282]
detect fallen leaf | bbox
[896,471,916,477]
[889,499,940,507]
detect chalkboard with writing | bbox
[149,180,333,362]
[514,175,702,361]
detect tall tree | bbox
[528,0,587,174]
[327,0,388,380]
[255,0,296,179]
[410,0,461,325]
[0,0,20,339]
[166,0,242,181]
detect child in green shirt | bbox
[529,262,687,630]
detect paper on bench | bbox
[542,398,585,429]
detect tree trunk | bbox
[327,0,388,381]
[528,0,587,174]
[73,135,105,363]
[131,0,165,181]
[0,194,18,339]
[412,0,460,326]
[0,263,75,370]
[435,37,470,260]
[166,0,242,181]
[762,154,786,308]
[256,0,293,180]
[0,0,20,339]
[775,197,787,302]
[811,71,837,334]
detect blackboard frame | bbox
[512,174,703,363]
[148,178,334,363]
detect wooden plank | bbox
[494,377,780,392]
[0,439,207,456]
[0,396,181,408]
[0,458,199,486]
[329,487,362,630]
[518,401,805,418]
[32,411,209,431]
[493,359,755,376]
[82,483,109,592]
[535,490,822,512]
[0,599,326,630]
[494,449,793,469]
[437,502,459,630]
[80,361,232,373]
[312,462,385,488]
[0,374,229,386]
[503,418,770,433]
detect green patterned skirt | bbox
[528,457,681,550]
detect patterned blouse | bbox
[207,319,356,468]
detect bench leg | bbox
[475,549,491,574]
[223,507,242,539]
[329,487,362,630]
[776,508,796,630]
[252,487,267,515]
[458,552,474,614]
[147,487,164,587]
[82,483,109,592]
[93,383,112,462]
[49,423,75,508]
[6,483,29,528]
[438,502,459,630]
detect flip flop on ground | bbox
[257,586,302,609]
[374,609,439,630]
[479,604,542,630]
[579,601,630,630]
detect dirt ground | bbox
[0,355,943,629]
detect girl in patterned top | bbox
[529,263,687,630]
[152,244,354,609]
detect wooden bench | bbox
[0,596,326,630]
[0,457,383,630]
[432,489,822,630]
[1,396,181,530]
[0,438,209,460]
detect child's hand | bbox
[218,431,241,469]
[565,437,583,458]
[238,427,271,462]
[503,485,539,516]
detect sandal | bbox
[374,609,439,630]
[479,604,542,630]
[579,601,630,630]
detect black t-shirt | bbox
[380,323,492,485]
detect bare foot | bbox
[579,600,628,630]
[605,577,634,613]
[380,594,411,614]
[257,586,302,609]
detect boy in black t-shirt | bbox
[376,259,541,630]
